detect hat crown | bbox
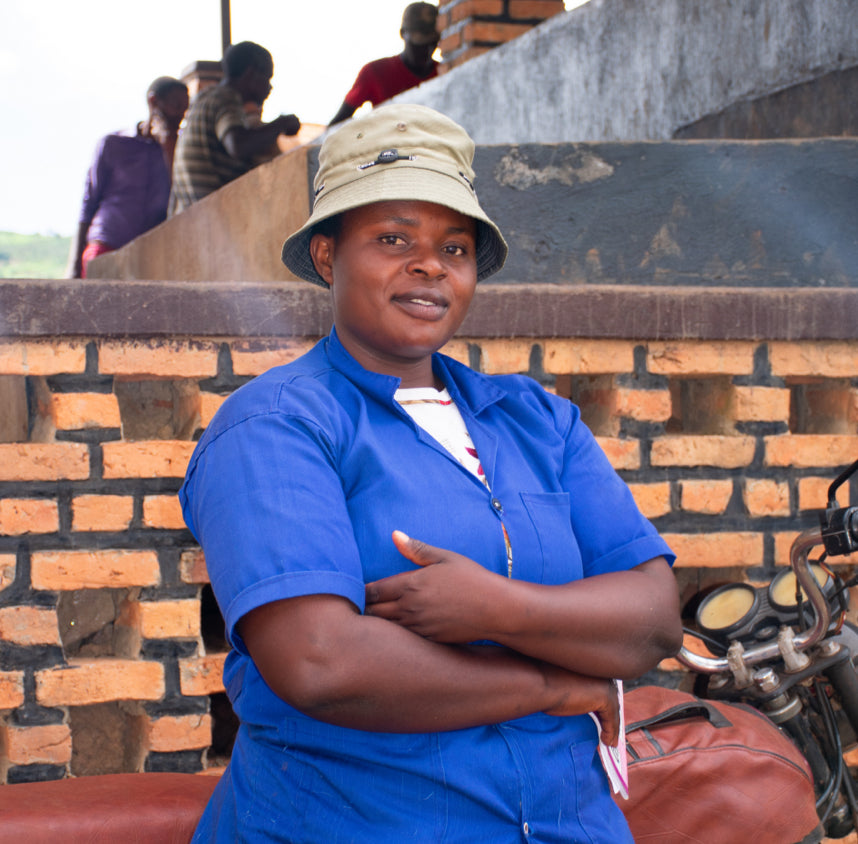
[313,104,476,208]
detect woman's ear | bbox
[309,233,335,287]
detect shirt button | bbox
[523,821,531,835]
[491,498,503,513]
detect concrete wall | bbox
[399,0,858,143]
[90,138,858,289]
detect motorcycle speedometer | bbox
[768,564,831,611]
[696,583,759,636]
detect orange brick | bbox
[663,532,763,568]
[478,339,534,374]
[449,0,504,24]
[463,20,532,43]
[0,498,59,535]
[773,531,858,568]
[679,479,734,515]
[31,549,160,590]
[731,386,790,422]
[628,482,671,519]
[142,494,185,529]
[200,393,226,429]
[765,435,858,468]
[0,443,89,481]
[798,476,849,512]
[36,658,165,706]
[231,339,317,376]
[101,441,196,479]
[0,606,60,646]
[144,713,212,752]
[744,479,790,517]
[199,765,227,777]
[98,340,219,378]
[452,46,493,64]
[0,670,25,708]
[658,657,688,673]
[4,723,72,765]
[0,554,15,593]
[50,392,121,430]
[647,342,756,376]
[769,342,858,379]
[138,600,200,639]
[509,0,565,19]
[0,341,87,375]
[179,654,227,696]
[439,30,463,54]
[543,340,634,375]
[595,437,640,470]
[437,339,470,365]
[614,388,672,422]
[180,549,210,584]
[72,494,134,532]
[651,435,756,468]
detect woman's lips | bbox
[393,293,448,320]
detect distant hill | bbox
[0,232,72,279]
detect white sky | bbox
[0,0,587,236]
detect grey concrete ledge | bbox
[2,280,856,342]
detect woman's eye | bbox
[379,235,405,246]
[444,244,467,256]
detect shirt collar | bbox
[324,327,506,416]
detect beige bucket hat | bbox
[280,103,508,287]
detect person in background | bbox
[68,76,189,279]
[329,2,440,125]
[169,41,300,216]
[181,103,683,843]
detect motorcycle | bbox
[677,458,858,839]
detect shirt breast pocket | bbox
[519,491,584,584]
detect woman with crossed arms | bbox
[181,103,682,843]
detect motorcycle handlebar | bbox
[677,528,831,674]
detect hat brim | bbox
[281,165,508,287]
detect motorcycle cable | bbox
[811,679,845,824]
[814,677,858,832]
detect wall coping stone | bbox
[2,280,856,341]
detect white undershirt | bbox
[394,387,485,483]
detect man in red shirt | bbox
[329,3,439,125]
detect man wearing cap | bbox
[329,2,440,125]
[181,102,681,843]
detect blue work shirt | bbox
[180,328,674,843]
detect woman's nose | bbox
[406,245,445,277]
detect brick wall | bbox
[437,0,565,72]
[0,281,856,781]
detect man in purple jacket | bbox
[68,76,189,278]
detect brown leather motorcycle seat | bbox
[0,772,219,844]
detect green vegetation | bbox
[0,232,72,279]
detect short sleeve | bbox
[559,409,675,577]
[344,62,378,109]
[180,408,366,653]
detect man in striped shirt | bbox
[169,41,300,216]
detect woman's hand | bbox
[541,666,620,746]
[365,531,507,643]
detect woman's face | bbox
[310,200,478,387]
